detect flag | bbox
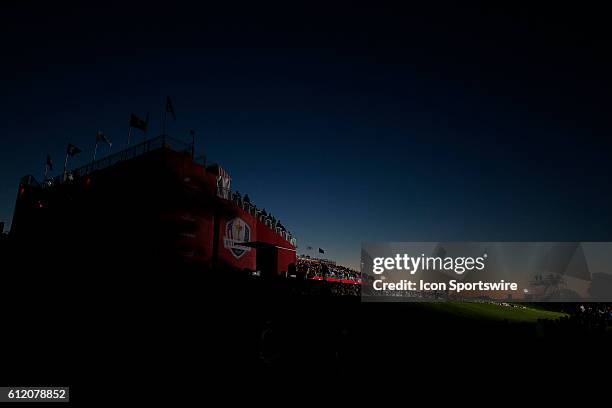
[129,113,149,132]
[96,131,112,148]
[46,154,53,171]
[306,246,313,250]
[165,97,176,121]
[318,248,325,254]
[189,129,195,136]
[66,144,82,157]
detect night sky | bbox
[2,2,612,268]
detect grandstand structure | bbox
[10,135,297,276]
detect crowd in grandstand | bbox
[229,190,295,243]
[575,303,612,325]
[531,303,612,335]
[296,256,361,283]
[327,281,360,296]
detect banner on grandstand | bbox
[361,242,612,302]
[224,217,252,258]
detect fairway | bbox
[418,302,567,323]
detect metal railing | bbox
[38,135,192,189]
[72,136,191,179]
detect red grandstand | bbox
[10,135,297,276]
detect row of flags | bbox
[44,144,84,177]
[306,246,325,254]
[45,97,179,179]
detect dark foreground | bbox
[2,264,610,399]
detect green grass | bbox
[417,302,567,323]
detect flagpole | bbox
[191,130,195,159]
[162,110,167,137]
[63,151,69,181]
[127,126,132,146]
[144,112,150,142]
[92,141,99,162]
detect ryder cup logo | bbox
[224,217,252,258]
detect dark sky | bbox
[2,1,612,267]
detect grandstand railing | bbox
[34,135,192,190]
